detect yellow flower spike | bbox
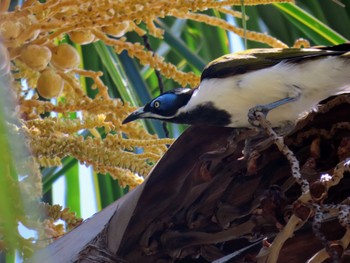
[172,11,288,48]
[13,59,40,88]
[59,206,82,230]
[99,166,144,189]
[145,18,164,38]
[89,128,101,139]
[42,219,62,238]
[103,134,173,150]
[27,129,164,176]
[216,7,246,19]
[57,71,86,98]
[293,38,311,48]
[92,29,200,87]
[104,124,112,133]
[36,156,62,167]
[72,69,110,99]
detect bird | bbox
[123,43,350,129]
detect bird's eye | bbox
[154,100,160,108]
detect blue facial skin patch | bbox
[150,93,181,116]
[145,92,192,117]
[151,93,177,109]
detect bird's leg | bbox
[248,85,301,127]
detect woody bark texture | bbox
[32,94,350,263]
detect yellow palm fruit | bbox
[102,22,130,37]
[18,14,40,42]
[51,43,80,71]
[20,45,52,71]
[36,68,63,99]
[69,30,95,45]
[0,20,22,40]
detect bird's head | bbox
[122,88,195,124]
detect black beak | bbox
[122,107,145,124]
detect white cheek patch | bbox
[143,112,177,120]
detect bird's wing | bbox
[201,44,350,80]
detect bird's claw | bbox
[248,105,270,127]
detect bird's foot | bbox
[248,105,270,127]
